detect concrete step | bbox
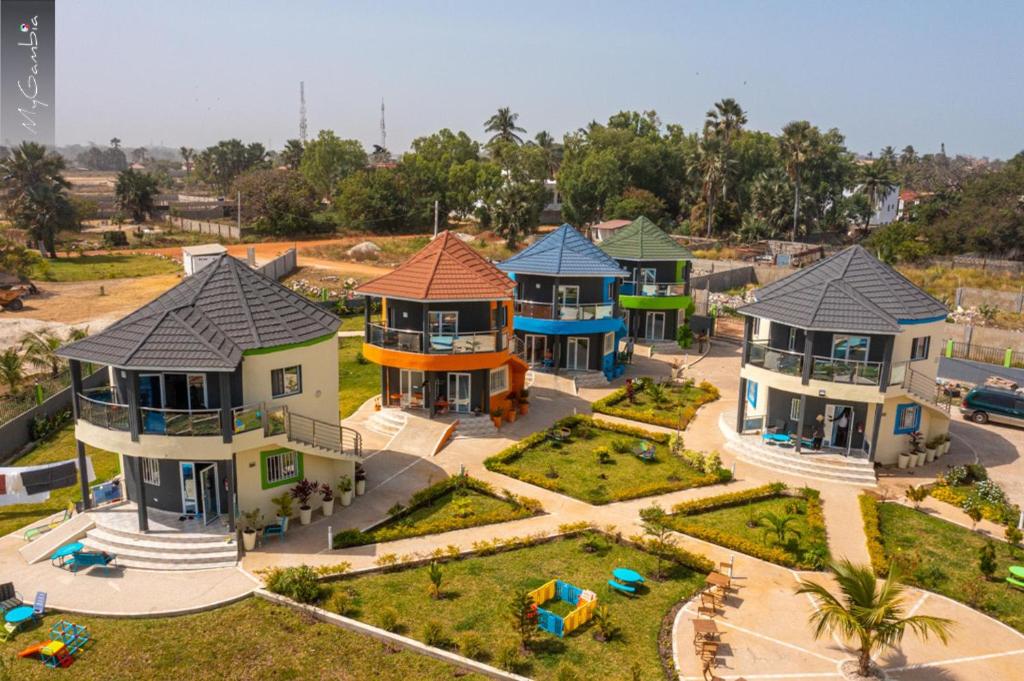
[453,416,498,438]
[571,371,610,389]
[365,408,407,437]
[95,522,232,545]
[86,527,233,554]
[82,531,238,570]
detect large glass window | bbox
[557,285,579,307]
[910,336,930,361]
[489,366,509,395]
[271,366,302,398]
[832,335,870,362]
[428,311,458,336]
[641,268,657,284]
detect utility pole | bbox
[433,200,439,237]
[299,81,308,143]
[236,191,241,234]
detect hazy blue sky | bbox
[57,0,1023,158]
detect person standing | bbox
[812,415,825,451]
[625,336,635,364]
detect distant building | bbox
[897,190,933,221]
[181,244,228,276]
[843,184,900,230]
[589,219,632,243]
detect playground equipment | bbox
[17,620,90,668]
[527,579,597,638]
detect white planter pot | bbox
[898,454,910,470]
[941,441,951,456]
[242,530,257,552]
[299,506,312,525]
[340,490,353,507]
[355,480,366,496]
[925,448,937,463]
[907,453,918,468]
[322,499,335,517]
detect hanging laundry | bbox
[21,461,78,494]
[0,457,97,508]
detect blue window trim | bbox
[894,403,921,434]
[746,380,758,408]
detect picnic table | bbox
[706,571,731,590]
[1009,565,1024,579]
[50,542,83,568]
[612,568,644,584]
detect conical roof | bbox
[598,216,693,261]
[59,254,340,371]
[497,224,628,277]
[737,245,948,333]
[356,231,514,301]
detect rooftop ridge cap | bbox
[229,259,263,346]
[166,308,239,365]
[121,308,173,366]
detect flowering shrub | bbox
[591,377,720,429]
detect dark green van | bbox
[959,385,1024,426]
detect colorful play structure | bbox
[527,579,598,638]
[17,620,90,669]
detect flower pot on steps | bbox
[242,530,257,552]
[925,447,936,463]
[322,499,335,517]
[299,506,312,525]
[355,479,366,496]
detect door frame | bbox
[567,336,590,371]
[180,461,220,520]
[524,334,546,365]
[646,311,666,341]
[824,403,855,456]
[198,463,220,526]
[399,368,426,409]
[447,372,472,413]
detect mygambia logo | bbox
[19,23,31,32]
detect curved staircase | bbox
[365,408,408,438]
[81,525,238,571]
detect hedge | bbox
[332,475,541,549]
[672,482,786,515]
[858,494,889,576]
[929,484,1019,525]
[592,378,720,429]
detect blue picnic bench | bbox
[608,579,636,594]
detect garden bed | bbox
[333,475,541,548]
[484,415,731,504]
[925,464,1021,525]
[592,377,719,429]
[320,533,708,680]
[868,501,1024,634]
[667,483,830,570]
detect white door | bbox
[567,337,589,371]
[399,369,425,408]
[825,404,855,456]
[447,373,472,413]
[645,312,666,340]
[525,334,546,365]
[199,464,219,526]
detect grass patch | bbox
[334,476,542,548]
[338,336,378,419]
[328,534,706,680]
[875,502,1024,634]
[592,377,720,429]
[668,484,830,570]
[32,254,181,281]
[0,424,119,538]
[485,415,730,505]
[338,314,364,332]
[0,597,480,680]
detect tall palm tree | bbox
[780,121,817,241]
[485,107,526,146]
[795,560,952,677]
[179,146,195,180]
[696,136,728,237]
[533,130,562,178]
[878,146,897,171]
[704,98,747,212]
[109,137,121,150]
[20,329,64,377]
[115,168,160,222]
[0,142,73,257]
[0,348,24,394]
[857,161,897,233]
[280,139,305,170]
[899,145,917,167]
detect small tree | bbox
[904,485,928,510]
[758,511,801,546]
[0,348,24,395]
[978,541,998,581]
[640,503,677,580]
[1005,525,1022,553]
[966,505,983,530]
[508,589,537,651]
[427,561,444,599]
[592,605,619,643]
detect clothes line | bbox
[0,457,97,508]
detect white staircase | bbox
[81,525,238,570]
[365,408,407,437]
[719,415,877,487]
[452,415,498,438]
[571,371,611,390]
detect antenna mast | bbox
[299,81,308,143]
[380,99,386,151]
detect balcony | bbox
[746,341,803,377]
[621,281,687,297]
[366,323,503,354]
[141,406,221,436]
[810,356,884,386]
[746,341,898,388]
[78,388,130,431]
[514,300,615,321]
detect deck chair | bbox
[262,516,289,542]
[0,582,22,613]
[68,551,117,575]
[33,591,47,617]
[23,502,74,542]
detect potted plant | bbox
[505,402,517,423]
[898,450,910,469]
[240,509,263,552]
[924,437,938,463]
[518,389,530,415]
[907,431,924,468]
[355,464,367,496]
[290,478,318,525]
[338,474,354,507]
[320,482,335,517]
[271,492,293,527]
[940,433,951,456]
[490,407,503,428]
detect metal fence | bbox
[946,340,1024,369]
[0,369,77,426]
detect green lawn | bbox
[338,314,365,332]
[486,418,727,504]
[877,502,1024,633]
[593,379,720,429]
[32,254,181,281]
[0,598,480,681]
[0,425,119,538]
[338,336,378,419]
[328,535,706,680]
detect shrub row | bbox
[929,484,1020,525]
[858,494,890,577]
[592,379,720,429]
[627,535,714,574]
[671,482,786,515]
[332,475,541,549]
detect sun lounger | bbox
[1007,575,1024,590]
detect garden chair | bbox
[699,640,720,663]
[0,582,22,613]
[33,591,47,617]
[23,503,74,542]
[263,516,289,542]
[697,603,716,618]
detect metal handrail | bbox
[745,340,803,377]
[811,355,884,386]
[284,409,363,457]
[366,323,423,352]
[514,299,615,321]
[140,405,221,436]
[77,391,131,431]
[622,281,687,296]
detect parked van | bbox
[960,385,1024,427]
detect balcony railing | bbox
[141,406,221,436]
[232,403,264,434]
[78,389,130,431]
[621,282,687,297]
[811,356,884,386]
[366,323,503,354]
[746,341,803,377]
[514,299,615,321]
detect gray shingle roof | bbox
[598,216,693,261]
[58,255,339,370]
[736,245,948,333]
[497,224,628,277]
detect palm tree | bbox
[179,146,195,180]
[758,512,801,545]
[0,348,24,394]
[704,98,747,212]
[280,139,305,170]
[20,329,64,377]
[899,145,917,167]
[533,131,562,178]
[780,121,817,241]
[0,142,73,257]
[696,136,727,237]
[427,561,444,599]
[878,146,897,170]
[109,137,121,150]
[795,560,952,677]
[857,161,897,233]
[485,107,526,146]
[115,168,160,222]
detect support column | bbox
[879,335,895,392]
[552,277,560,320]
[363,296,371,334]
[227,453,237,533]
[736,377,747,433]
[801,331,814,385]
[869,403,883,463]
[795,394,808,453]
[126,370,141,442]
[380,365,388,406]
[219,372,233,444]
[69,360,91,510]
[741,317,753,364]
[133,456,149,532]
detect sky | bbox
[55,0,1024,159]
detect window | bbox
[790,398,801,421]
[746,380,758,408]
[894,403,921,434]
[641,268,657,284]
[603,331,615,355]
[261,449,302,489]
[271,365,302,398]
[557,285,579,306]
[428,311,458,336]
[142,458,160,486]
[788,328,798,352]
[489,365,509,395]
[751,318,761,338]
[910,336,930,361]
[832,335,870,362]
